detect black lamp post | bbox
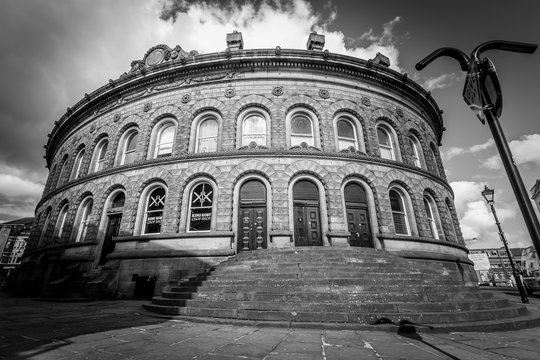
[481,185,529,303]
[416,41,540,260]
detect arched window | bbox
[242,113,266,146]
[290,112,314,146]
[56,155,69,187]
[409,135,423,168]
[377,124,396,160]
[196,117,218,153]
[389,188,410,235]
[445,198,459,242]
[38,211,52,247]
[70,148,85,180]
[188,182,213,231]
[430,143,441,176]
[53,204,69,241]
[423,194,439,239]
[154,123,175,158]
[91,138,108,173]
[120,129,139,165]
[73,197,93,242]
[143,187,166,234]
[336,118,358,151]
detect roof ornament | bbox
[129,44,198,73]
[306,31,325,51]
[226,30,244,50]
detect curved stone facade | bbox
[20,37,473,298]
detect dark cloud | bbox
[160,0,296,22]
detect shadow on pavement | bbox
[0,291,165,360]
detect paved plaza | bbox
[1,290,540,359]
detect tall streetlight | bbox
[481,185,529,303]
[416,41,540,259]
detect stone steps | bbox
[143,247,528,325]
[143,303,527,324]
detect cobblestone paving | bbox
[1,292,540,359]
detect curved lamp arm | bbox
[415,47,470,72]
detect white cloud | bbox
[422,72,464,91]
[481,134,540,170]
[451,181,516,247]
[160,1,404,71]
[0,174,44,199]
[443,138,494,161]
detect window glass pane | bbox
[243,115,265,134]
[157,125,174,156]
[337,120,354,138]
[75,199,93,242]
[95,140,108,172]
[144,187,166,234]
[55,205,69,239]
[409,137,421,167]
[291,115,312,135]
[72,150,85,180]
[390,190,408,235]
[189,183,213,231]
[197,119,218,152]
[199,119,218,137]
[123,132,138,164]
[390,190,403,212]
[126,132,138,152]
[99,141,108,160]
[344,183,367,204]
[242,115,266,146]
[377,128,390,146]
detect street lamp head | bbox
[481,185,495,204]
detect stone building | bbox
[18,32,472,300]
[0,217,32,287]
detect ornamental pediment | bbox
[129,44,199,73]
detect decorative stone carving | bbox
[113,113,121,122]
[238,142,269,150]
[225,88,236,98]
[396,107,404,117]
[275,46,281,56]
[89,124,96,133]
[319,89,330,99]
[129,44,197,73]
[143,102,152,112]
[181,94,191,104]
[272,86,283,96]
[290,142,321,151]
[361,96,371,106]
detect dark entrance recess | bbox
[99,192,125,265]
[293,180,322,246]
[344,183,373,247]
[238,180,267,251]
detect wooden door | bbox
[294,205,322,246]
[238,207,267,251]
[99,214,121,265]
[347,207,373,247]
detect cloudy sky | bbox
[1,0,539,250]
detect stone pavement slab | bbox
[2,291,540,359]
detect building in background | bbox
[468,247,531,285]
[522,245,540,276]
[0,217,33,288]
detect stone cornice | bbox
[45,48,443,166]
[36,150,454,211]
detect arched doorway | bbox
[293,179,322,246]
[344,182,373,247]
[99,192,125,265]
[238,179,267,251]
